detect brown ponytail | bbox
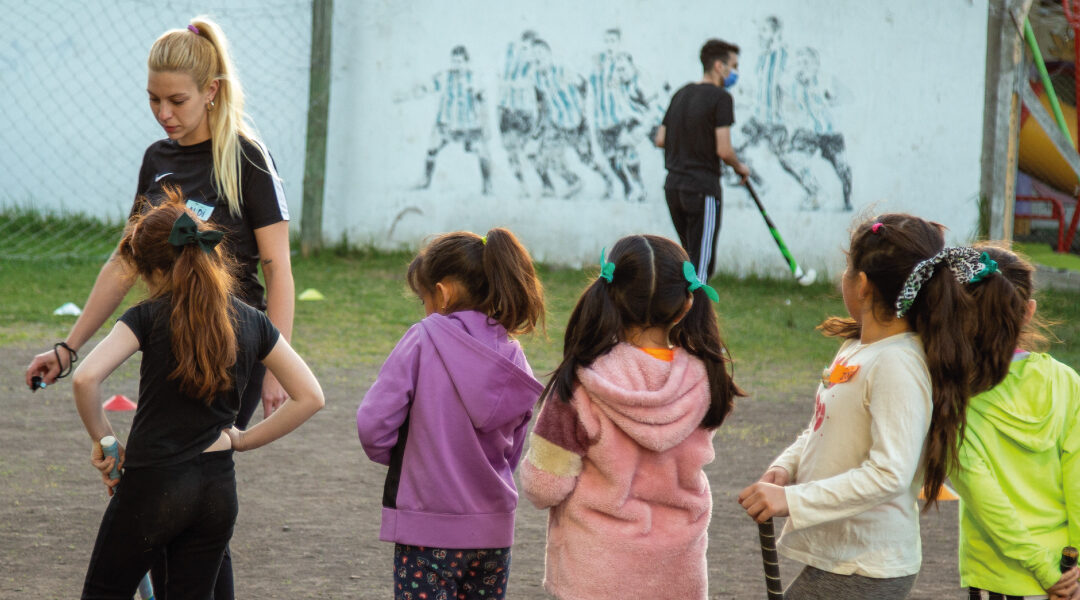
[407,228,545,335]
[119,185,238,403]
[966,244,1052,393]
[820,214,976,507]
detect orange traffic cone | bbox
[103,394,137,411]
[918,483,960,501]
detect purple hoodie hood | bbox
[421,311,543,430]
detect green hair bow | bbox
[168,212,224,253]
[970,251,999,283]
[683,261,719,302]
[598,248,615,283]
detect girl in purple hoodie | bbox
[357,228,546,600]
[520,234,744,600]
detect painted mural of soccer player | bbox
[531,38,614,199]
[785,47,853,211]
[738,16,789,159]
[406,45,493,195]
[589,30,654,202]
[498,30,541,197]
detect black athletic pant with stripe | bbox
[666,188,722,283]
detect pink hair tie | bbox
[187,24,200,34]
[871,222,884,234]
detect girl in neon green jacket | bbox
[951,246,1080,600]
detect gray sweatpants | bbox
[785,566,917,599]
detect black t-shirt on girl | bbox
[661,83,735,197]
[119,296,280,468]
[131,137,289,310]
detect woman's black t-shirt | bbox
[119,296,280,468]
[131,137,289,310]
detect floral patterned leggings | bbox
[393,544,511,600]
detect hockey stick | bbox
[758,518,784,600]
[744,182,817,286]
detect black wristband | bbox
[54,342,78,379]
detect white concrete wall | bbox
[326,0,989,277]
[1,1,989,277]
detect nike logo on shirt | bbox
[154,172,173,182]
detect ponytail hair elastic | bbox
[683,262,719,302]
[168,212,224,253]
[598,248,615,283]
[969,251,999,283]
[871,222,884,234]
[187,24,200,34]
[895,246,983,317]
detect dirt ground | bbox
[0,341,962,599]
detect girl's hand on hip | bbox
[225,426,246,452]
[261,370,288,419]
[90,442,123,497]
[738,482,789,523]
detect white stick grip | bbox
[100,436,121,481]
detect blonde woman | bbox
[25,16,294,598]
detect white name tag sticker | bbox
[186,200,215,221]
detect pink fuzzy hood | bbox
[522,342,715,600]
[576,343,709,452]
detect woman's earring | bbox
[207,99,215,112]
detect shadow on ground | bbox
[0,342,959,598]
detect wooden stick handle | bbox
[758,519,784,600]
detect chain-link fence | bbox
[0,0,313,260]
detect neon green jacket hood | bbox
[951,353,1080,595]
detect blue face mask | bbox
[723,69,738,88]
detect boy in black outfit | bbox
[655,39,750,283]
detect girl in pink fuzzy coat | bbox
[521,234,744,600]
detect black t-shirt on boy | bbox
[661,83,735,197]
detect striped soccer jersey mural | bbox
[396,18,852,213]
[735,15,853,211]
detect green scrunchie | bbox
[598,247,615,283]
[168,212,224,253]
[970,251,999,283]
[683,261,719,302]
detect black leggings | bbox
[81,451,238,600]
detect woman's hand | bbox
[760,466,791,486]
[1048,566,1080,600]
[25,346,73,388]
[261,370,288,419]
[90,441,123,497]
[738,482,789,523]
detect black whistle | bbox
[30,376,45,392]
[1061,546,1078,572]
